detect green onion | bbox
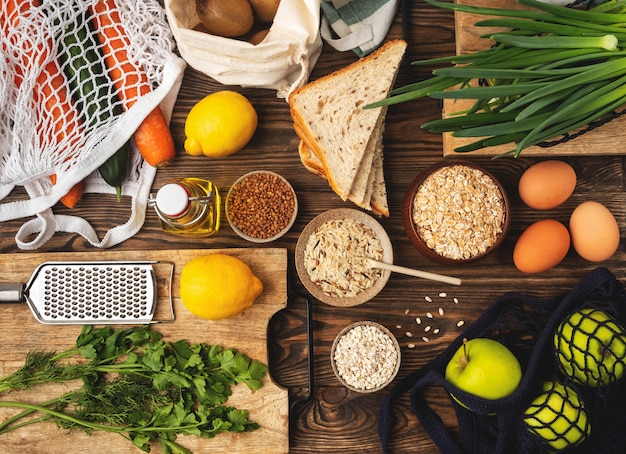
[452,112,553,137]
[424,110,520,133]
[491,33,619,51]
[476,17,626,39]
[502,57,626,111]
[365,0,626,156]
[516,74,626,150]
[453,134,524,153]
[517,0,626,23]
[432,67,599,79]
[429,81,553,100]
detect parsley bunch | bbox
[0,325,267,453]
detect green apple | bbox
[554,308,626,387]
[444,337,522,408]
[523,380,591,451]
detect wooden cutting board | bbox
[442,0,626,157]
[0,248,289,454]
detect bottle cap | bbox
[155,183,190,218]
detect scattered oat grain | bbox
[457,320,465,327]
[433,328,440,334]
[438,292,447,298]
[424,325,431,332]
[454,297,459,304]
[421,336,430,343]
[404,308,410,315]
[426,312,433,319]
[438,307,445,316]
[416,317,421,325]
[405,331,413,338]
[408,343,416,349]
[424,296,433,303]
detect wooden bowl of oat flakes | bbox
[295,208,393,307]
[331,321,401,393]
[402,161,510,264]
[226,170,298,243]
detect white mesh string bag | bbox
[0,0,186,250]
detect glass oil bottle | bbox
[148,178,220,237]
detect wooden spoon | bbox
[365,258,461,286]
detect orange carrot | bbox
[3,0,85,208]
[89,0,176,167]
[49,174,84,209]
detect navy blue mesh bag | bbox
[378,267,626,453]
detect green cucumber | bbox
[57,4,129,201]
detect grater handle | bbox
[0,283,25,303]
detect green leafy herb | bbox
[0,325,267,453]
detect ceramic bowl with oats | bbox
[402,161,510,265]
[295,208,393,307]
[331,321,401,393]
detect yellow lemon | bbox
[180,254,263,320]
[184,90,258,158]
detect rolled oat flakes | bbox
[412,164,505,260]
[333,324,399,391]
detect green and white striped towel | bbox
[321,0,399,57]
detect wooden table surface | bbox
[2,1,626,453]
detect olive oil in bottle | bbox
[148,178,220,237]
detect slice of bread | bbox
[289,39,406,205]
[298,140,326,179]
[298,137,389,218]
[370,143,389,217]
[347,108,387,211]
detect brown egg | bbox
[513,219,570,274]
[569,201,620,262]
[518,160,576,210]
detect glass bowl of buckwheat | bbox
[226,171,298,243]
[331,321,401,393]
[295,208,393,307]
[402,160,510,264]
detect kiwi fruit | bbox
[248,0,280,23]
[196,0,254,37]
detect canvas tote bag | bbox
[165,0,322,99]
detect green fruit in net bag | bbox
[554,308,626,387]
[444,337,522,409]
[523,380,591,451]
